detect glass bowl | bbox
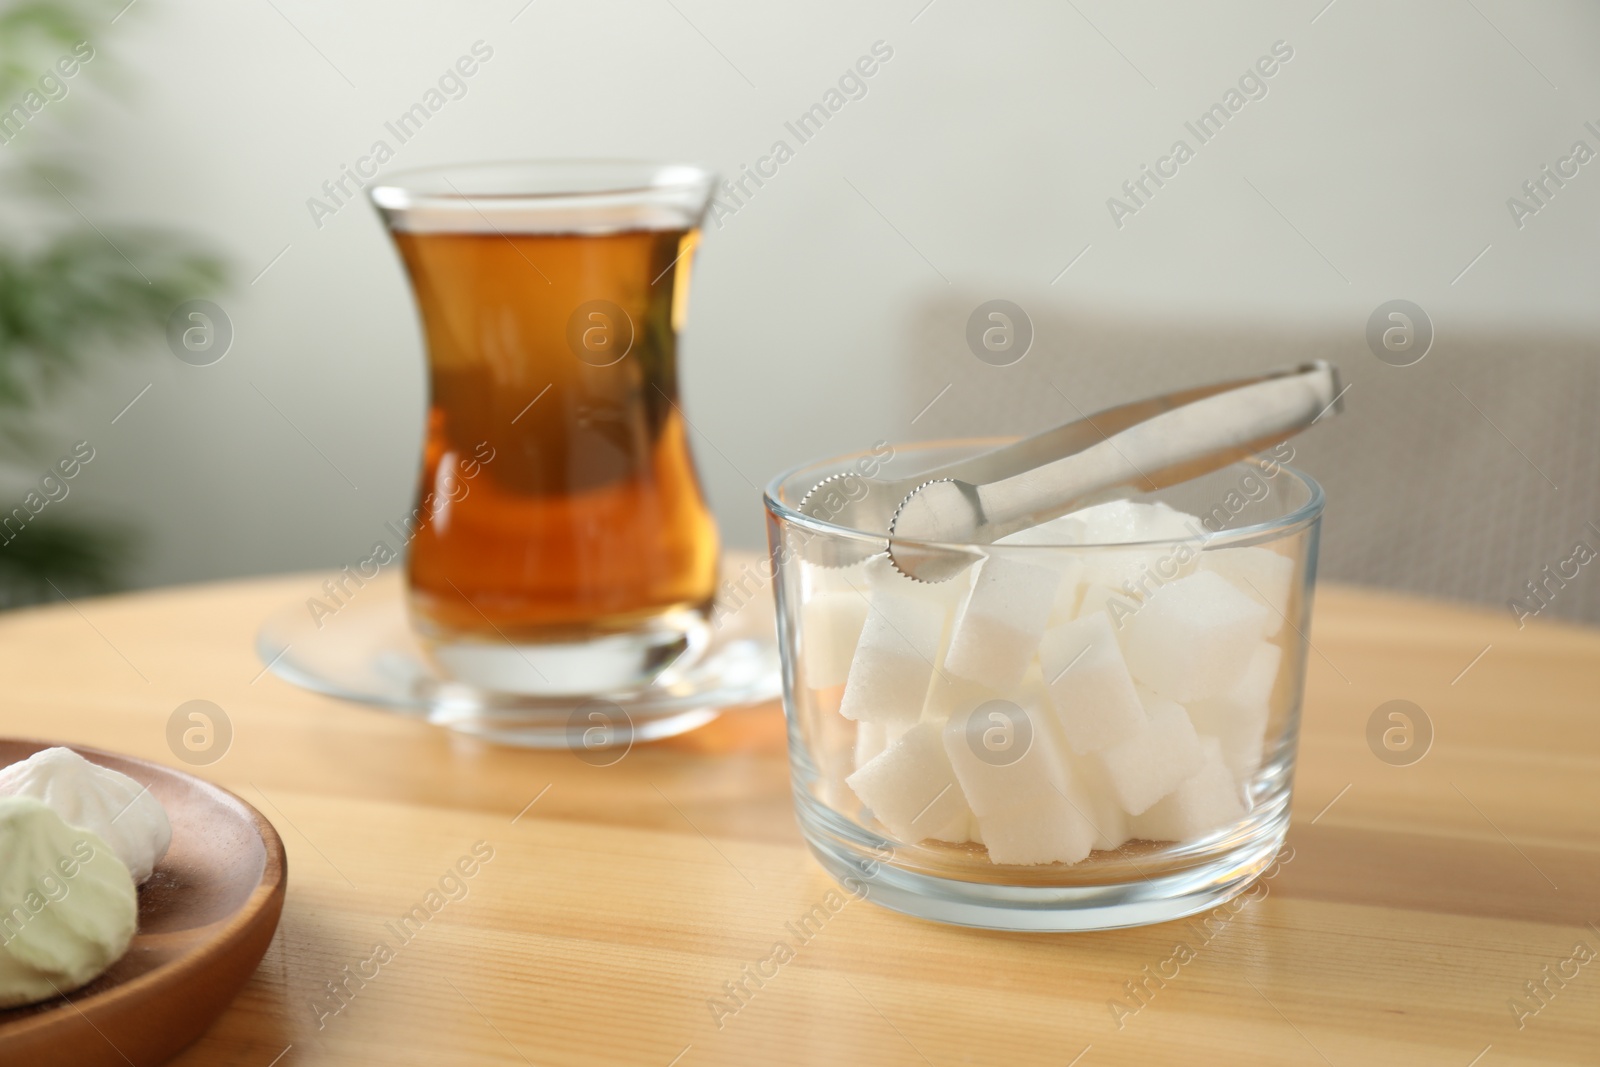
[763,438,1322,931]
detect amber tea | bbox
[373,164,720,694]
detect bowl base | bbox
[799,795,1292,933]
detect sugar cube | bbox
[923,672,989,727]
[1067,501,1204,597]
[837,584,945,726]
[943,556,1061,690]
[810,686,860,797]
[967,712,1099,866]
[1039,612,1147,754]
[800,590,869,689]
[846,721,974,842]
[977,781,1099,866]
[817,780,847,811]
[1130,736,1245,842]
[1064,750,1131,851]
[1121,570,1271,703]
[942,696,1071,817]
[1096,693,1205,815]
[995,514,1087,545]
[1069,499,1202,544]
[1076,584,1141,633]
[1188,642,1282,782]
[1078,550,1155,601]
[801,557,870,599]
[941,810,981,845]
[853,720,909,771]
[1199,546,1295,638]
[1047,556,1088,624]
[986,551,1089,624]
[866,552,974,609]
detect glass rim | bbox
[368,158,717,211]
[762,436,1325,552]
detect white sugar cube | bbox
[801,557,870,598]
[941,696,1071,818]
[846,721,974,842]
[977,782,1098,866]
[1076,584,1141,633]
[1039,613,1147,754]
[1048,558,1088,624]
[1079,547,1188,601]
[1199,546,1295,637]
[1011,553,1091,625]
[866,553,974,607]
[800,590,869,689]
[1122,570,1270,703]
[932,692,1101,864]
[1130,736,1245,842]
[1065,752,1131,851]
[810,686,859,800]
[1069,499,1202,544]
[837,585,945,726]
[1096,693,1205,815]
[853,719,913,771]
[943,556,1061,690]
[991,516,1090,618]
[940,810,981,845]
[972,722,1099,867]
[854,722,885,770]
[1068,501,1203,598]
[1188,642,1282,782]
[923,672,1002,728]
[940,812,979,844]
[996,514,1087,544]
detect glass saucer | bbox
[255,558,781,749]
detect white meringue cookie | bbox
[0,795,138,1007]
[0,747,172,884]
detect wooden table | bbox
[0,573,1596,1066]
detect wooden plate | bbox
[0,740,286,1067]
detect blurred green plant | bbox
[0,0,226,607]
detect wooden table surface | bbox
[0,571,1596,1067]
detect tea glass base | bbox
[420,608,708,698]
[256,558,780,749]
[797,792,1291,933]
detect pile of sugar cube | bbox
[800,500,1294,866]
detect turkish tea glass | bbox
[370,161,720,698]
